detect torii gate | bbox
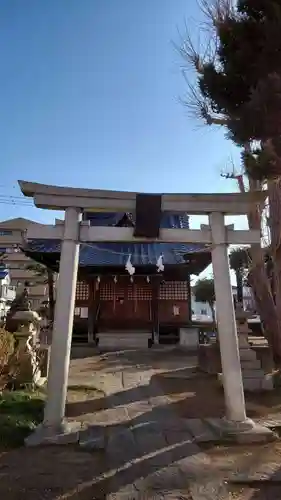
[18,180,268,443]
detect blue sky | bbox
[0,0,243,228]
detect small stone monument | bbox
[237,305,273,391]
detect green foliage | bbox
[25,262,47,281]
[193,0,281,179]
[193,278,215,306]
[0,391,44,448]
[229,247,250,272]
[25,262,55,322]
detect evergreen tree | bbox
[181,0,281,360]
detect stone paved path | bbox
[69,348,230,499]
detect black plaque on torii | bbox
[134,193,162,238]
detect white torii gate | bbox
[18,180,268,443]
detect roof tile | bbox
[25,212,209,267]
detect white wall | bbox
[191,294,213,318]
[191,285,255,323]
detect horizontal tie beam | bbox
[25,224,261,245]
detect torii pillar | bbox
[18,181,273,445]
[44,207,81,430]
[210,212,247,424]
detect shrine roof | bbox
[22,212,211,273]
[0,268,9,280]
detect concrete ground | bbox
[1,347,281,499]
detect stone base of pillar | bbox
[207,417,275,444]
[25,420,81,447]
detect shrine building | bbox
[22,210,211,345]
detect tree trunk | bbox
[47,270,55,322]
[236,269,244,305]
[248,255,281,362]
[209,303,216,324]
[268,178,281,318]
[234,169,281,362]
[247,177,281,362]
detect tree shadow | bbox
[0,397,215,499]
[1,362,277,499]
[66,366,197,418]
[71,346,198,374]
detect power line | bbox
[0,201,34,207]
[0,194,30,200]
[0,192,34,206]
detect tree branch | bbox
[181,75,228,126]
[199,0,235,28]
[176,29,205,74]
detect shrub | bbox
[0,391,44,448]
[0,328,17,391]
[0,327,15,370]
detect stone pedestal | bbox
[238,328,273,391]
[237,307,273,391]
[218,306,274,391]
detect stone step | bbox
[261,375,274,391]
[239,348,257,361]
[98,332,151,350]
[242,369,265,379]
[243,378,262,391]
[183,418,219,443]
[241,360,261,370]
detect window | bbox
[128,284,152,300]
[159,281,189,300]
[201,308,207,315]
[100,283,116,301]
[0,230,13,236]
[75,281,89,300]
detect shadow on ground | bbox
[1,350,280,499]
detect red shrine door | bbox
[99,277,152,329]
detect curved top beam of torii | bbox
[18,180,267,216]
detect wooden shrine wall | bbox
[75,277,190,325]
[158,281,189,323]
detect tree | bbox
[229,247,249,305]
[193,277,216,322]
[25,262,55,322]
[181,0,281,361]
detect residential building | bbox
[0,266,16,320]
[0,217,49,309]
[191,284,256,323]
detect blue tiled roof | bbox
[25,239,208,266]
[24,212,210,267]
[0,268,9,279]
